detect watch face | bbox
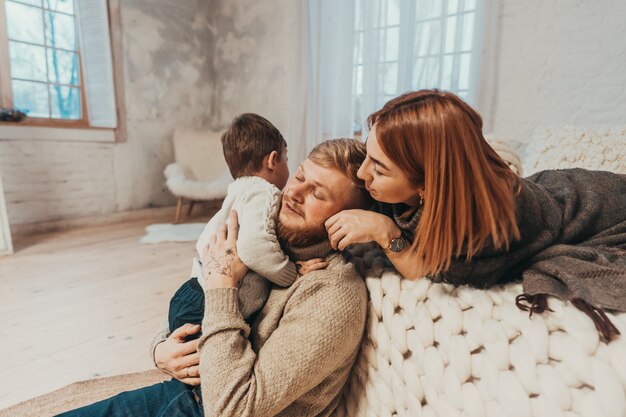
[390,238,405,253]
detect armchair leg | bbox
[187,200,196,218]
[175,197,183,224]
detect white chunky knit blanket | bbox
[336,127,626,417]
[338,274,626,417]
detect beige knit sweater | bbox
[197,240,368,417]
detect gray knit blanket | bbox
[362,168,626,341]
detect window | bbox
[0,0,122,137]
[1,0,85,122]
[352,0,483,136]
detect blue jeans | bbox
[55,379,203,417]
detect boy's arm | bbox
[236,186,297,286]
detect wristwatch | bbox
[384,236,407,254]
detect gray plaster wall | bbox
[0,0,217,225]
[205,0,302,153]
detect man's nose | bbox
[286,184,304,203]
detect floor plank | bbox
[0,213,213,409]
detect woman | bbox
[326,89,626,342]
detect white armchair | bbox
[164,128,233,223]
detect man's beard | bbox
[277,217,328,248]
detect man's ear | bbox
[266,150,279,171]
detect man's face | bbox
[278,159,358,247]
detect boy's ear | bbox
[266,150,279,171]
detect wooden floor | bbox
[0,214,212,410]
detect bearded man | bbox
[57,139,371,417]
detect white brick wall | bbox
[489,0,626,143]
[0,140,117,224]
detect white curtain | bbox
[354,0,485,136]
[289,0,485,165]
[289,0,356,169]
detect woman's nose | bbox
[357,160,370,181]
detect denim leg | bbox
[54,379,197,417]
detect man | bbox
[58,139,370,417]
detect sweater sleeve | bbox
[149,316,170,367]
[197,280,366,417]
[235,185,297,287]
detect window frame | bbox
[0,0,127,142]
[351,0,486,137]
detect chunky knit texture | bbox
[192,176,297,318]
[197,241,368,417]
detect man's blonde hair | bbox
[308,138,372,208]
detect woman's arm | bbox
[325,209,426,280]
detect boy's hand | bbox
[295,258,328,276]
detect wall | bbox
[0,0,216,226]
[2,0,624,226]
[206,0,303,165]
[487,0,626,143]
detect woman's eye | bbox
[312,191,324,200]
[374,169,383,176]
[296,176,304,182]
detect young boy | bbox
[168,113,323,341]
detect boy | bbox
[168,113,323,341]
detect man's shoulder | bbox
[296,254,367,300]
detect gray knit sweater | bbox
[376,168,626,338]
[197,240,368,417]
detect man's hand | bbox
[154,323,201,385]
[201,210,248,289]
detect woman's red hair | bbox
[368,90,521,276]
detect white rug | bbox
[140,223,206,244]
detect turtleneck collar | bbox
[283,240,335,261]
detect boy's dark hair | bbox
[221,113,287,178]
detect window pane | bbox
[353,65,363,95]
[444,16,457,53]
[458,52,471,90]
[44,11,76,50]
[14,0,41,5]
[464,0,476,11]
[378,62,398,95]
[354,32,363,64]
[414,20,441,56]
[461,13,475,51]
[43,0,74,15]
[447,0,460,14]
[6,1,45,44]
[441,55,453,90]
[413,57,440,89]
[47,48,79,85]
[12,80,50,117]
[355,0,362,30]
[416,0,443,20]
[9,41,47,82]
[383,26,399,61]
[385,0,400,26]
[49,85,81,119]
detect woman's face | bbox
[357,125,422,206]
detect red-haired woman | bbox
[326,89,626,342]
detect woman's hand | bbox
[154,323,201,385]
[325,209,401,251]
[201,210,248,289]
